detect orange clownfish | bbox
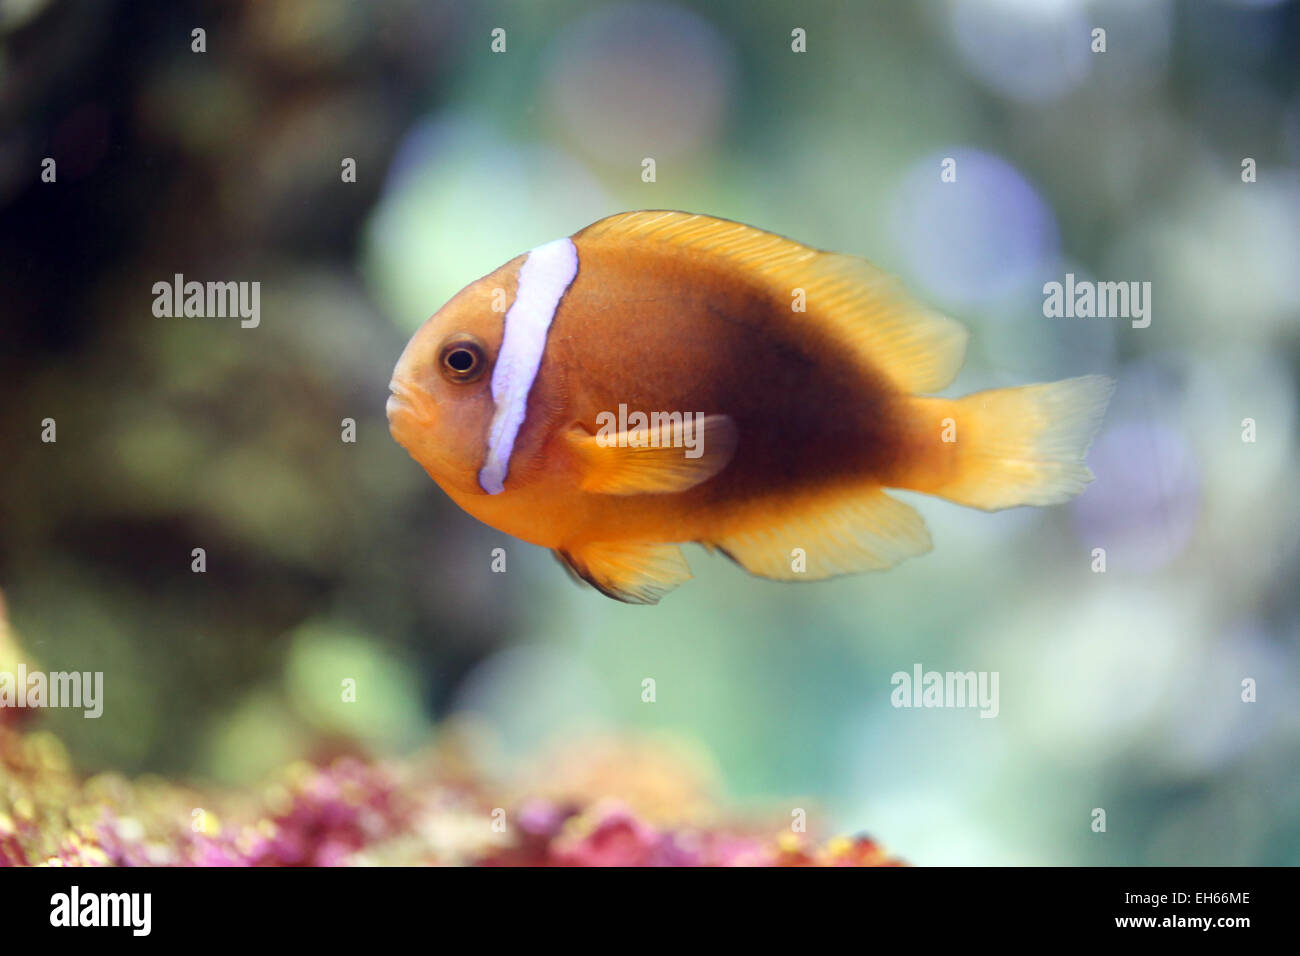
[387,211,1112,604]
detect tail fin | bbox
[932,374,1114,511]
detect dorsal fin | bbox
[575,211,969,395]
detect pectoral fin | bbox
[554,541,693,604]
[561,414,737,495]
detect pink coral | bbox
[0,726,903,867]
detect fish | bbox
[387,210,1113,604]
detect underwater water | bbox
[1,0,1298,868]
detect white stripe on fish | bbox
[479,237,579,494]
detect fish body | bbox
[387,211,1112,603]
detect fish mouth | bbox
[386,379,436,429]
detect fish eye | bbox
[437,334,488,384]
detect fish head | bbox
[387,260,521,496]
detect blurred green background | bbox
[1,0,1298,864]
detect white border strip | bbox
[478,237,579,494]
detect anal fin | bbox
[707,487,933,581]
[554,541,693,604]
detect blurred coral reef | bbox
[0,726,900,867]
[1,584,898,867]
